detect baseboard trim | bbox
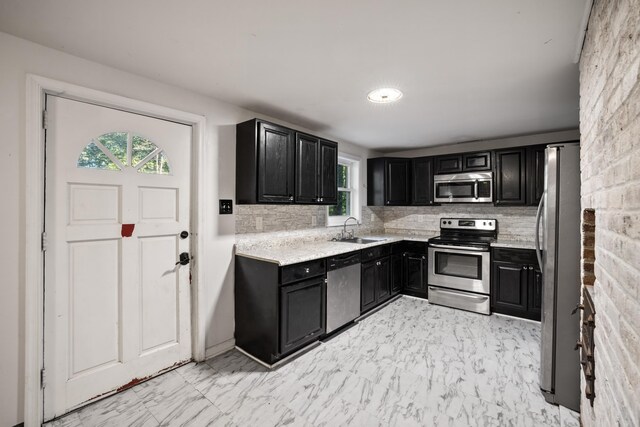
[493,312,541,324]
[204,338,236,360]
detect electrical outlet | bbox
[311,215,317,226]
[255,217,263,231]
[371,213,375,223]
[219,199,233,214]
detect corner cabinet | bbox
[294,133,338,204]
[490,248,541,321]
[236,119,338,205]
[367,157,411,206]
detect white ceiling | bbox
[0,0,588,151]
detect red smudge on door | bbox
[121,223,135,237]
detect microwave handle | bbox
[474,180,479,199]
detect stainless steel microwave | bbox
[433,172,493,203]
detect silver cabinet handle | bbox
[474,179,479,199]
[305,268,310,273]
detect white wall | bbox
[0,31,377,426]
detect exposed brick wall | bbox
[579,0,640,425]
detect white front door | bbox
[43,96,192,420]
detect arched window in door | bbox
[77,131,171,174]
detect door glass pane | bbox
[132,135,158,166]
[138,151,171,175]
[328,190,350,216]
[435,252,481,279]
[97,132,128,166]
[337,164,349,188]
[436,182,474,198]
[77,142,121,171]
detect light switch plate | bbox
[219,199,233,214]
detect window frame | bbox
[327,154,361,227]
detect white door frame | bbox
[24,74,208,427]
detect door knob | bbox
[180,231,189,239]
[175,252,191,266]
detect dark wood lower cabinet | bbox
[280,277,326,354]
[390,254,403,295]
[491,248,541,321]
[402,252,428,298]
[235,256,326,364]
[361,256,391,313]
[361,260,378,313]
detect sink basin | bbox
[334,237,387,244]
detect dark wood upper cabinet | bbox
[435,154,462,174]
[236,119,337,205]
[318,140,338,204]
[367,158,411,206]
[236,119,295,204]
[526,144,547,206]
[411,157,435,205]
[295,133,320,203]
[294,133,337,204]
[463,151,492,171]
[494,148,526,205]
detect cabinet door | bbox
[361,260,378,313]
[491,261,527,314]
[463,151,492,171]
[403,253,427,297]
[528,265,543,320]
[318,140,338,204]
[527,145,546,206]
[377,257,391,303]
[494,148,526,205]
[385,159,410,205]
[280,277,326,354]
[295,133,319,203]
[258,122,295,203]
[412,157,434,205]
[435,155,462,174]
[390,254,403,294]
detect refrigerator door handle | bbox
[535,191,545,270]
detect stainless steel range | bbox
[427,218,497,314]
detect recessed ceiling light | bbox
[367,88,403,104]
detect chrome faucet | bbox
[342,216,359,239]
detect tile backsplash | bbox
[236,204,537,243]
[383,205,538,241]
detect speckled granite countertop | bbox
[236,234,537,265]
[490,240,537,250]
[235,234,433,266]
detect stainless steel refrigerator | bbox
[535,142,581,411]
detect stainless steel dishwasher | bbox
[326,251,361,333]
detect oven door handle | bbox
[429,243,488,252]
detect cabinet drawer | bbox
[403,241,428,254]
[281,259,326,284]
[492,248,537,265]
[361,245,390,262]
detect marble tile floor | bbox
[45,296,581,427]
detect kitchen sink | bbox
[333,237,387,244]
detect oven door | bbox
[433,173,493,203]
[427,245,490,294]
